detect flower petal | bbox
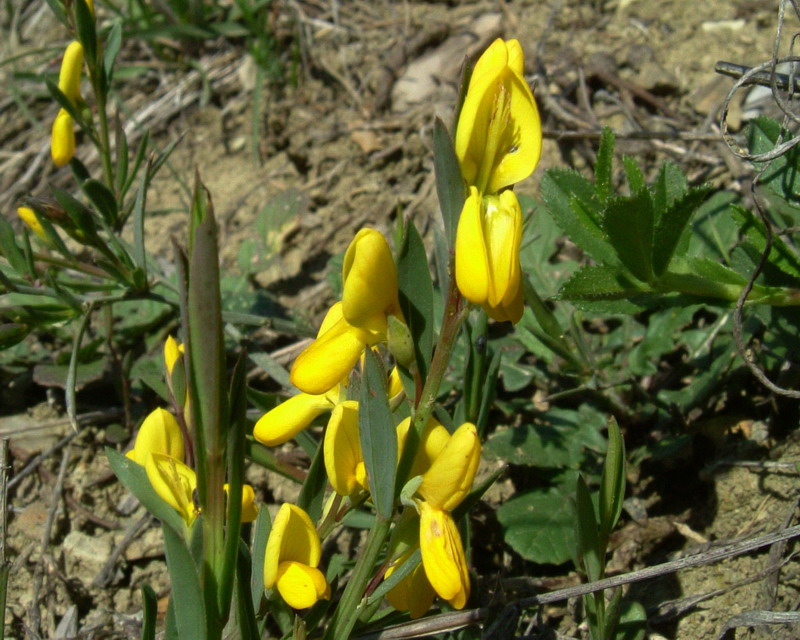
[342,229,400,338]
[418,422,481,512]
[253,392,334,447]
[290,311,369,395]
[482,190,523,309]
[386,550,436,619]
[127,407,184,465]
[17,207,47,242]
[418,503,470,609]
[324,401,365,496]
[164,336,184,376]
[145,453,197,527]
[264,504,321,590]
[396,417,451,480]
[58,41,84,104]
[455,187,490,306]
[275,561,330,609]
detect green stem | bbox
[396,269,467,490]
[32,252,113,279]
[325,515,392,640]
[466,312,488,423]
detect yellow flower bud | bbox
[17,207,48,242]
[58,41,84,105]
[126,407,185,466]
[324,401,369,497]
[145,452,197,527]
[51,109,76,167]
[418,422,480,512]
[264,504,330,609]
[253,390,337,447]
[418,502,470,609]
[455,38,542,195]
[455,187,524,323]
[163,335,184,376]
[342,228,402,339]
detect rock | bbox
[11,501,49,541]
[124,526,164,562]
[63,530,113,578]
[701,19,746,34]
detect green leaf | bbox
[52,188,98,241]
[652,186,710,277]
[497,479,577,565]
[433,118,465,246]
[603,190,655,282]
[140,585,157,640]
[653,161,688,222]
[541,169,616,264]
[132,173,148,275]
[163,525,207,640]
[622,156,644,193]
[248,351,292,389]
[359,349,397,520]
[250,507,271,611]
[397,221,434,381]
[297,432,327,524]
[558,264,648,304]
[45,79,82,123]
[106,448,185,533]
[575,475,602,582]
[616,601,647,640]
[0,217,28,276]
[599,417,625,547]
[104,21,123,84]
[595,127,615,203]
[83,179,119,228]
[485,406,606,468]
[74,0,97,66]
[732,205,800,280]
[235,541,260,640]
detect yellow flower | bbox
[418,501,470,610]
[396,416,451,480]
[51,109,76,167]
[58,41,84,104]
[342,228,402,338]
[224,483,259,523]
[323,401,369,497]
[291,229,406,395]
[145,452,198,527]
[126,407,185,466]
[254,384,341,447]
[418,422,481,512]
[455,187,524,323]
[455,38,541,195]
[385,546,436,619]
[291,301,371,395]
[164,335,184,377]
[17,207,48,242]
[264,504,330,609]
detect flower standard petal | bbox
[145,453,197,527]
[164,335,184,376]
[324,401,366,496]
[342,228,400,338]
[455,187,491,306]
[264,504,322,590]
[482,190,523,309]
[418,502,470,609]
[127,407,184,465]
[254,391,335,447]
[418,422,481,512]
[396,417,451,480]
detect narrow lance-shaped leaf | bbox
[162,525,207,640]
[74,0,97,67]
[575,475,602,583]
[396,220,434,381]
[359,349,397,520]
[140,585,157,640]
[598,417,625,549]
[433,118,466,248]
[652,186,710,278]
[594,127,615,203]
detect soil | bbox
[2,1,800,639]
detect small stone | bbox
[701,19,746,34]
[63,530,112,576]
[11,502,49,541]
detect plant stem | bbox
[325,515,392,640]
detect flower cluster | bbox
[127,339,257,528]
[454,38,542,323]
